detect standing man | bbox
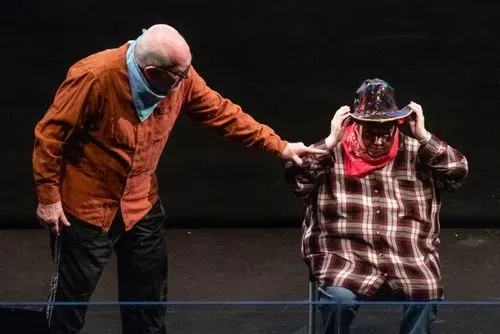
[285,79,468,333]
[33,24,324,333]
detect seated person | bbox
[285,78,469,334]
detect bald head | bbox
[135,24,191,70]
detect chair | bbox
[308,271,318,334]
[308,271,342,334]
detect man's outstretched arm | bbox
[181,67,325,165]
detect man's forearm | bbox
[183,69,288,156]
[325,134,341,151]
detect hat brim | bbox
[349,107,412,123]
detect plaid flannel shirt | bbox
[285,133,468,300]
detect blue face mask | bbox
[125,34,165,122]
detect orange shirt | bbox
[33,43,287,231]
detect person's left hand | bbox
[406,101,431,141]
[281,142,327,165]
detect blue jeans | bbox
[318,286,438,334]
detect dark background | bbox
[1,0,498,228]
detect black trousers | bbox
[46,200,168,334]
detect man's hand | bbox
[325,105,352,149]
[36,201,71,236]
[406,101,431,142]
[281,142,327,165]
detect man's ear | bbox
[142,66,155,79]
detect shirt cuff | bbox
[418,132,432,145]
[310,138,336,168]
[418,133,445,163]
[36,185,61,204]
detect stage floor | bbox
[1,228,499,333]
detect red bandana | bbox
[341,124,399,177]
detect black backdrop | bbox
[1,0,498,228]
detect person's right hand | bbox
[325,105,352,149]
[36,201,71,236]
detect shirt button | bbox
[376,231,380,235]
[383,273,388,277]
[374,189,379,194]
[378,252,384,258]
[376,210,380,214]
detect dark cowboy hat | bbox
[350,78,411,122]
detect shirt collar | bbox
[126,40,165,122]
